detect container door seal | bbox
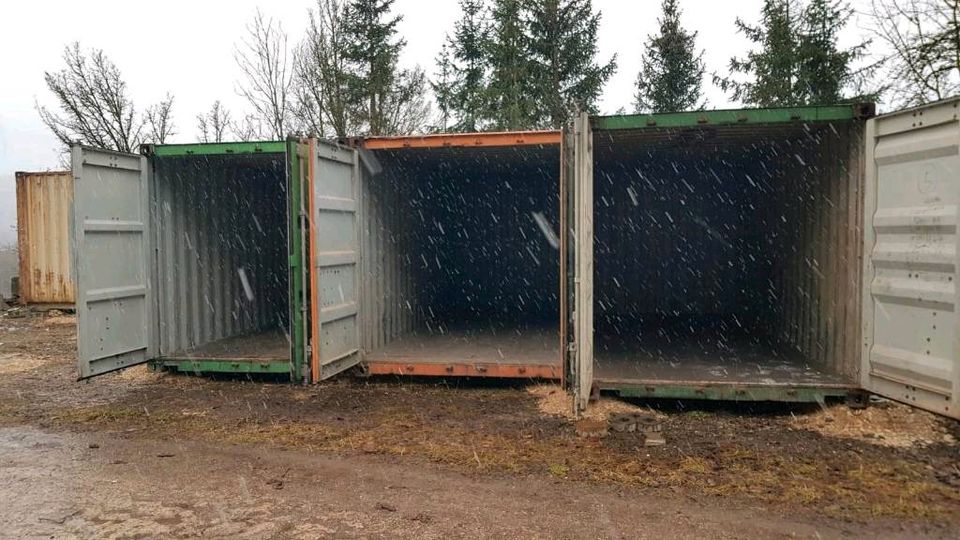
[861,98,960,420]
[308,139,363,381]
[570,112,595,414]
[72,145,156,379]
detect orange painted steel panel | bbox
[360,130,561,150]
[307,140,321,384]
[15,171,75,304]
[365,361,561,379]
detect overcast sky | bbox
[0,0,876,245]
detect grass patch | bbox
[3,398,955,523]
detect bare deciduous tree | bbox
[380,66,433,135]
[37,42,176,152]
[144,93,176,144]
[295,0,359,138]
[870,0,960,106]
[232,114,265,142]
[235,11,295,139]
[37,43,143,152]
[197,101,233,143]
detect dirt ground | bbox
[0,312,958,539]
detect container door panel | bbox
[71,145,155,379]
[862,98,960,419]
[310,140,363,381]
[570,112,595,413]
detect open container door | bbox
[567,112,595,413]
[71,145,156,379]
[308,139,364,381]
[862,97,960,420]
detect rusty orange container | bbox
[15,171,75,305]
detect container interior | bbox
[592,121,863,388]
[153,154,290,362]
[362,144,562,369]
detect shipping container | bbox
[355,131,565,379]
[567,98,960,420]
[70,98,960,421]
[15,171,75,305]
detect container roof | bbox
[593,103,874,131]
[359,130,560,150]
[146,140,287,157]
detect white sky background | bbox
[0,0,877,244]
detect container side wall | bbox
[361,157,416,353]
[15,171,75,304]
[766,123,864,381]
[592,120,863,388]
[154,156,289,357]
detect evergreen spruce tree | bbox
[485,0,537,130]
[796,0,869,104]
[342,0,429,134]
[525,0,617,128]
[717,0,873,106]
[634,0,705,113]
[431,0,490,132]
[432,42,456,131]
[716,0,803,107]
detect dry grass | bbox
[790,401,955,448]
[42,315,76,327]
[527,384,664,421]
[0,353,44,375]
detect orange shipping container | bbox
[15,171,75,304]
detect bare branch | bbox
[36,42,144,152]
[234,11,295,139]
[197,100,233,143]
[144,93,176,144]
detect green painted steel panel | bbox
[149,141,287,157]
[159,359,292,374]
[592,104,868,131]
[287,140,307,383]
[607,383,853,403]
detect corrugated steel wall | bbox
[764,123,863,381]
[592,121,863,381]
[360,156,418,352]
[15,171,75,304]
[360,146,562,353]
[153,156,289,356]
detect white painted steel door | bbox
[570,112,595,413]
[71,145,156,379]
[862,98,960,420]
[310,140,363,381]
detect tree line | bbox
[38,0,960,152]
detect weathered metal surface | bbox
[153,154,289,366]
[359,130,561,150]
[15,171,75,304]
[365,361,560,378]
[572,112,595,414]
[592,103,872,131]
[309,139,363,381]
[288,141,307,383]
[71,146,154,379]
[147,141,287,157]
[591,116,865,401]
[157,359,292,374]
[609,383,852,403]
[862,97,960,420]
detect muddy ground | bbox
[0,312,958,539]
